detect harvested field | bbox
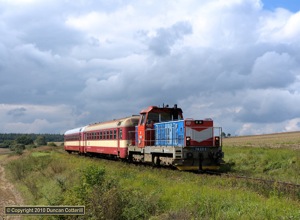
[223,131,300,149]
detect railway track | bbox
[201,170,300,200]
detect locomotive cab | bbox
[137,105,183,148]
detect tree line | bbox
[0,133,64,154]
[0,133,63,143]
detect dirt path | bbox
[0,151,24,220]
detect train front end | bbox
[154,118,224,171]
[177,119,223,171]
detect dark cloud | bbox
[7,107,26,117]
[148,21,192,56]
[234,90,300,123]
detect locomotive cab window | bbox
[140,113,146,125]
[148,112,160,123]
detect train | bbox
[64,105,224,171]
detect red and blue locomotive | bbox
[64,105,224,171]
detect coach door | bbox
[83,132,88,153]
[79,130,85,153]
[117,128,122,157]
[79,133,83,153]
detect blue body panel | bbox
[154,120,184,146]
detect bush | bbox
[9,144,25,155]
[16,135,33,145]
[82,165,105,187]
[0,140,14,148]
[47,142,57,147]
[35,135,47,146]
[26,144,37,150]
[7,154,52,181]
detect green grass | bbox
[223,145,300,184]
[4,147,300,220]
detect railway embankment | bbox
[2,145,300,219]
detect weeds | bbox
[5,148,300,220]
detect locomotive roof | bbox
[140,105,183,114]
[64,126,87,135]
[84,115,140,131]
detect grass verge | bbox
[4,147,300,219]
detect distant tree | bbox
[0,140,14,148]
[10,144,25,155]
[227,133,231,137]
[16,135,33,145]
[221,132,226,138]
[35,135,47,146]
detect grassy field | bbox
[3,140,300,220]
[222,131,300,184]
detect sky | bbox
[0,0,300,136]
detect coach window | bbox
[110,130,113,139]
[119,129,123,139]
[100,132,102,140]
[114,130,117,139]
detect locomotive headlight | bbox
[214,136,220,147]
[186,136,191,146]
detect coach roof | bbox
[64,126,87,135]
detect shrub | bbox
[9,144,25,155]
[0,140,14,148]
[26,144,36,150]
[16,135,33,145]
[35,135,47,146]
[82,165,105,187]
[121,189,162,220]
[47,142,57,147]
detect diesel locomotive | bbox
[64,105,224,171]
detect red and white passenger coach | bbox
[64,116,139,158]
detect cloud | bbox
[0,104,79,133]
[7,107,26,117]
[0,0,300,135]
[147,21,193,56]
[235,90,300,123]
[249,51,297,88]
